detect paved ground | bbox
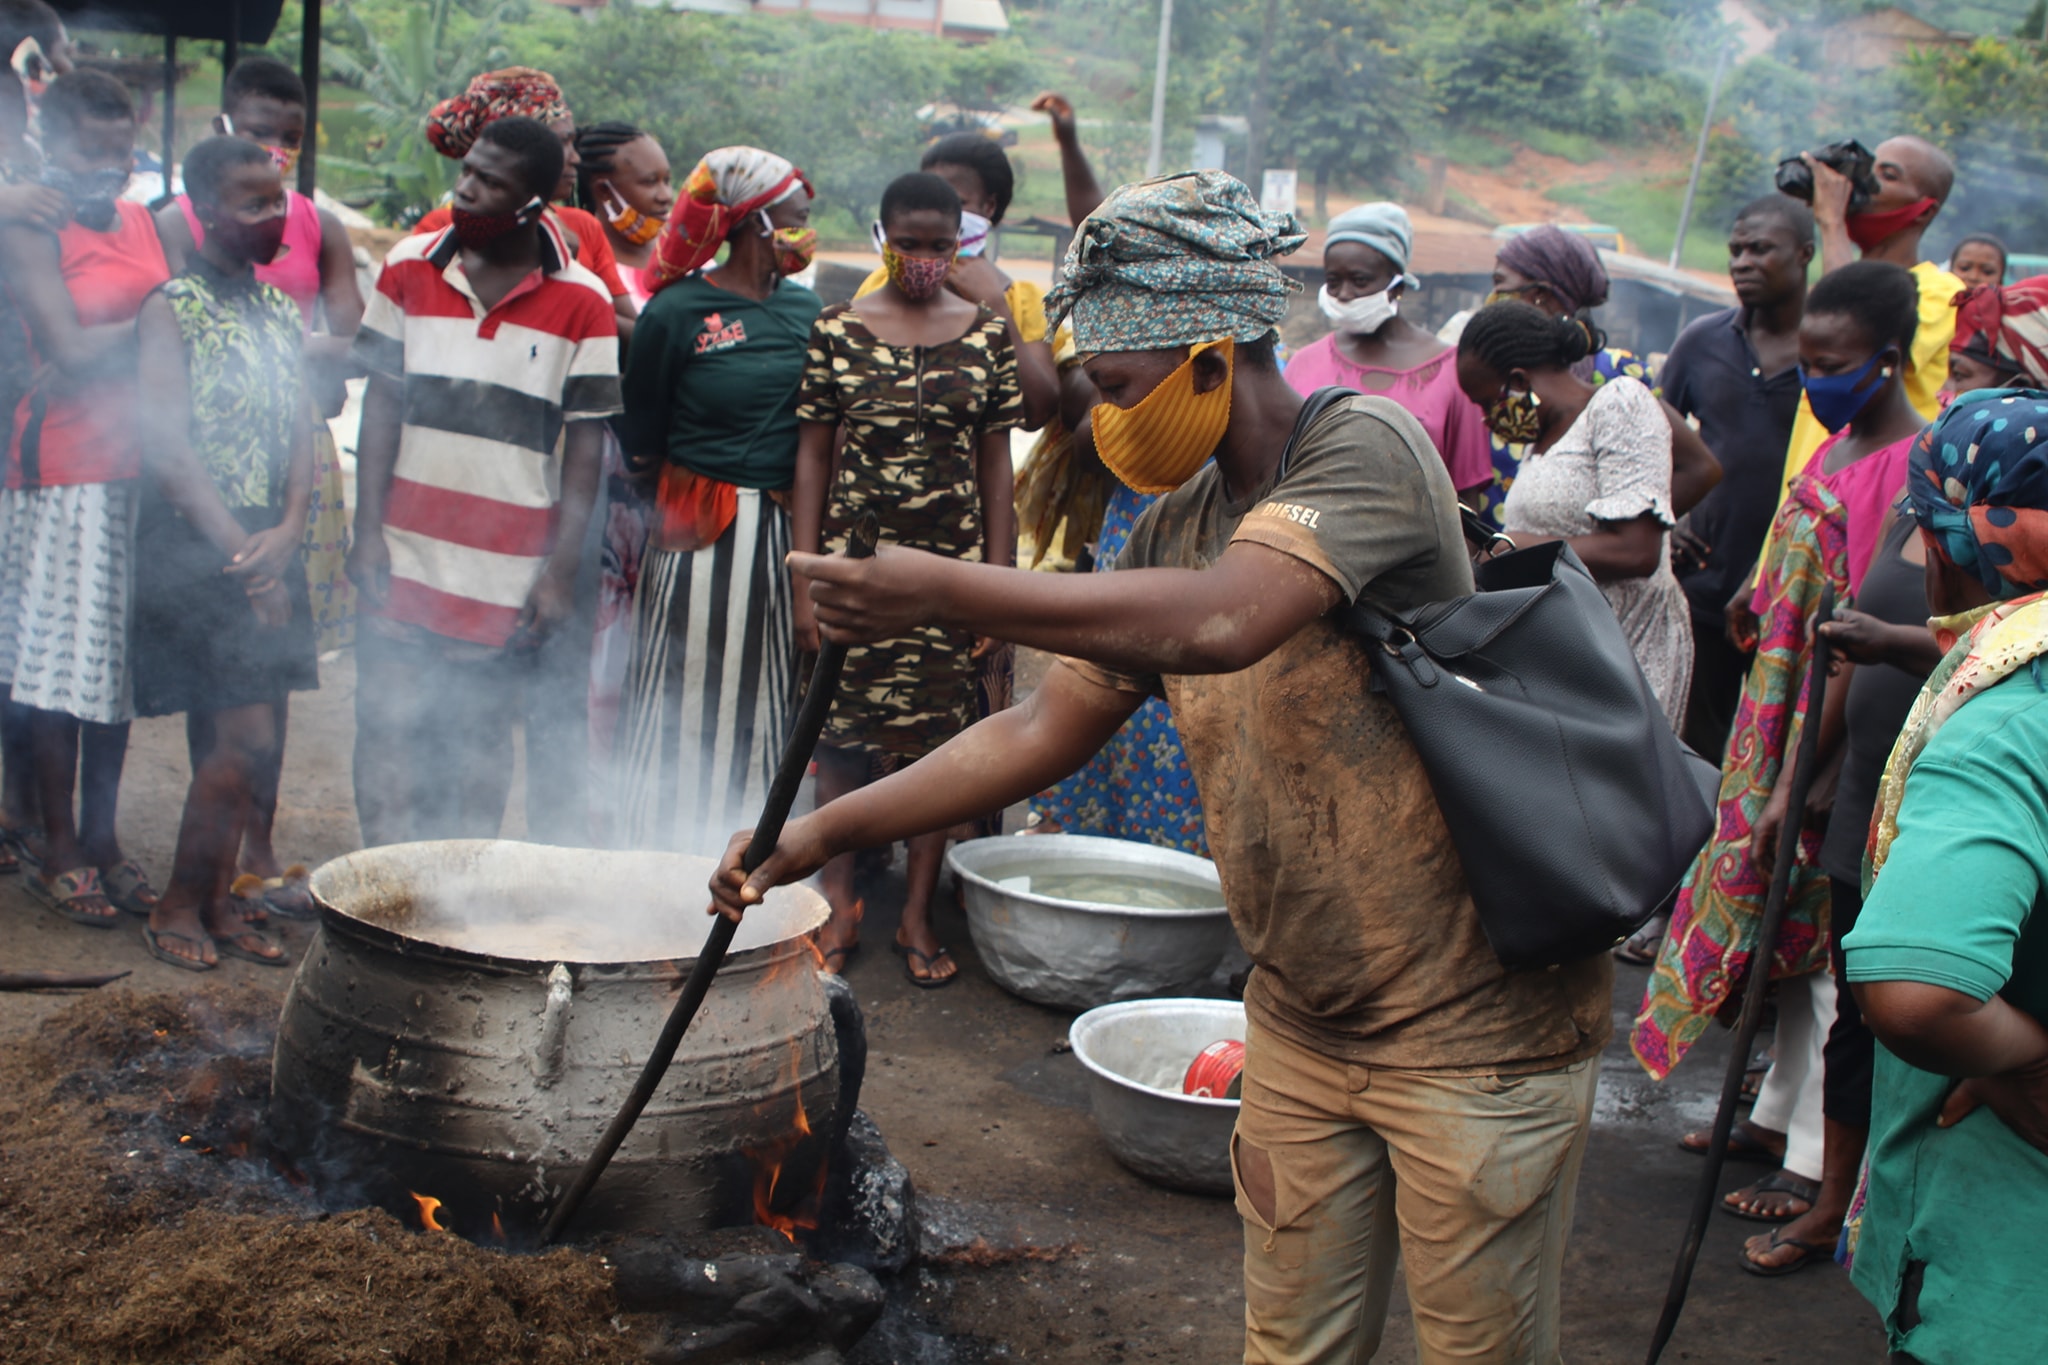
[0,652,1885,1362]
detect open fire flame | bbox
[744,923,840,1243]
[410,1192,447,1233]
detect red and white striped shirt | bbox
[353,219,621,647]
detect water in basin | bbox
[998,870,1224,911]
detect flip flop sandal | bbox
[1741,1063,1768,1104]
[1739,1226,1836,1277]
[30,866,120,928]
[895,942,958,990]
[213,928,290,968]
[242,864,318,921]
[1722,1170,1819,1223]
[1,823,47,876]
[99,859,163,917]
[818,942,860,976]
[143,923,216,972]
[1679,1123,1782,1162]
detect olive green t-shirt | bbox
[1065,394,1613,1073]
[1844,670,2048,1363]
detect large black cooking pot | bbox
[269,840,839,1238]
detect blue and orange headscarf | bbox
[1909,387,2048,599]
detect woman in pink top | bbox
[575,121,675,308]
[155,57,364,920]
[1283,202,1492,500]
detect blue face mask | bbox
[1799,351,1890,433]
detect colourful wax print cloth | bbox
[1476,345,1652,530]
[1631,471,1846,1079]
[1031,482,1208,855]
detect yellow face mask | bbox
[1090,337,1234,495]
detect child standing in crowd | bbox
[0,71,167,925]
[792,171,1021,985]
[132,136,317,970]
[346,116,620,846]
[155,55,363,920]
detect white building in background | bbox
[564,0,1010,41]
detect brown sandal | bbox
[99,859,162,917]
[31,866,119,927]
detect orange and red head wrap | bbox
[425,67,570,160]
[646,146,812,293]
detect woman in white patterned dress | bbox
[1455,301,1693,729]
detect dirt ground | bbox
[0,652,1886,1363]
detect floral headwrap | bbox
[1044,170,1304,353]
[645,147,812,293]
[425,67,569,160]
[1908,387,2048,599]
[1950,278,2048,387]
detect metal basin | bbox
[1069,998,1244,1197]
[271,840,839,1238]
[947,834,1233,1010]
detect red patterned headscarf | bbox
[646,146,812,294]
[425,67,570,160]
[1951,278,2048,388]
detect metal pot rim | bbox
[307,840,828,972]
[947,833,1228,920]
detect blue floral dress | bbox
[1030,483,1208,854]
[1476,345,1655,530]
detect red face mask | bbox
[452,197,541,250]
[1846,197,1937,251]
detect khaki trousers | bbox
[1235,1017,1598,1365]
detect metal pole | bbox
[161,34,176,197]
[298,0,320,196]
[1145,0,1175,179]
[223,0,242,90]
[1669,43,1733,270]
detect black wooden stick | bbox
[1645,584,1836,1363]
[541,513,880,1245]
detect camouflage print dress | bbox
[796,302,1021,759]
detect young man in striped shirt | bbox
[347,116,621,845]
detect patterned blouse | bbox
[796,302,1022,556]
[161,262,304,510]
[795,301,1023,758]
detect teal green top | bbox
[1843,668,2048,1363]
[615,273,820,490]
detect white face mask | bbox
[958,209,993,258]
[1318,282,1398,336]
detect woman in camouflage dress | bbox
[791,172,1022,986]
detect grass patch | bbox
[1418,128,1514,170]
[1550,176,1730,274]
[1521,127,1606,165]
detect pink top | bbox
[1815,430,1918,597]
[177,189,324,328]
[1283,334,1494,492]
[1749,429,1918,615]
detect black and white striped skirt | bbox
[615,490,795,855]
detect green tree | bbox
[1259,0,1429,222]
[320,0,519,223]
[1891,35,2048,243]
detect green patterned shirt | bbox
[161,261,304,509]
